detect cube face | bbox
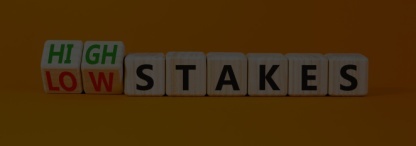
[286,53,328,96]
[82,69,123,94]
[81,41,125,69]
[166,52,206,96]
[326,53,368,96]
[207,52,247,96]
[247,53,288,96]
[41,69,83,93]
[81,41,124,94]
[41,40,83,93]
[41,40,84,68]
[124,53,165,96]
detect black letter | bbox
[176,65,196,90]
[216,65,239,90]
[340,65,358,91]
[260,65,280,90]
[302,65,317,90]
[136,64,154,90]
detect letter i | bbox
[64,44,73,64]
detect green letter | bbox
[64,44,73,64]
[86,44,101,64]
[101,45,118,64]
[48,44,66,64]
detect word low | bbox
[41,40,368,96]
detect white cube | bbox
[81,41,124,94]
[326,53,368,96]
[247,53,288,96]
[207,52,247,96]
[286,53,328,96]
[166,52,206,96]
[41,40,84,93]
[124,53,165,96]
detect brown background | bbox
[1,0,415,145]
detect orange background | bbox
[1,0,416,145]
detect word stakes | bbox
[41,40,368,96]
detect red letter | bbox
[88,72,114,92]
[59,72,77,91]
[46,71,59,91]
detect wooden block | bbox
[166,52,206,96]
[247,53,288,96]
[326,53,368,96]
[207,52,247,96]
[124,53,165,96]
[286,53,328,96]
[81,41,124,94]
[41,40,84,93]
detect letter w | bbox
[88,72,114,92]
